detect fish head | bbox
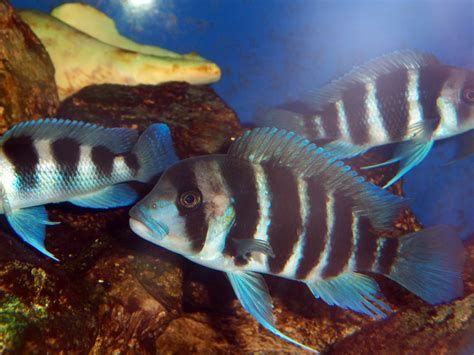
[457,68,474,127]
[441,66,474,129]
[129,156,236,258]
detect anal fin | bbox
[363,139,434,188]
[227,271,318,353]
[68,183,139,209]
[307,272,391,318]
[6,205,59,260]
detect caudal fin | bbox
[384,225,465,304]
[132,123,179,183]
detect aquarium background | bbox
[11,0,474,240]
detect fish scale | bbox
[130,127,465,352]
[0,119,178,260]
[255,50,474,187]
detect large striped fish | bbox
[0,119,178,260]
[129,127,465,352]
[255,50,474,187]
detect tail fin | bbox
[253,107,308,134]
[132,123,179,183]
[385,225,465,304]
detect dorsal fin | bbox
[229,128,406,230]
[304,50,440,111]
[0,119,138,154]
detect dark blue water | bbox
[11,0,474,240]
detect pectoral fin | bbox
[226,271,317,353]
[6,206,59,260]
[307,272,391,318]
[68,183,139,209]
[233,239,275,260]
[363,140,434,188]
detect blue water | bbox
[11,0,474,239]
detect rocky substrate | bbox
[0,3,472,353]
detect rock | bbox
[19,6,221,101]
[0,68,471,352]
[0,0,58,132]
[0,81,242,352]
[57,82,243,157]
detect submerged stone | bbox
[0,0,58,131]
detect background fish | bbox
[0,119,178,260]
[254,50,474,187]
[129,127,465,352]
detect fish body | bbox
[129,127,465,352]
[255,51,474,187]
[0,119,178,259]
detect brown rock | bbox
[0,75,471,353]
[0,0,58,131]
[0,82,242,353]
[57,82,243,157]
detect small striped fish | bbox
[255,50,474,187]
[0,119,178,260]
[129,127,464,352]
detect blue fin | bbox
[447,129,474,164]
[307,273,391,318]
[229,127,406,230]
[226,271,318,353]
[6,206,59,260]
[323,141,368,159]
[384,225,464,304]
[233,239,275,259]
[0,118,138,154]
[363,139,434,188]
[68,183,139,209]
[132,123,179,183]
[303,50,438,111]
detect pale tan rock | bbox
[50,3,207,62]
[18,9,221,100]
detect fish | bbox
[0,119,178,260]
[129,127,465,352]
[254,50,474,187]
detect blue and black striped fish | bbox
[129,127,465,352]
[255,50,474,187]
[0,119,178,260]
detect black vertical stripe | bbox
[221,158,260,265]
[295,179,328,280]
[418,66,451,128]
[264,165,302,274]
[3,135,39,191]
[354,217,379,271]
[124,153,140,177]
[376,69,409,141]
[91,145,115,178]
[321,192,354,278]
[376,238,400,275]
[167,162,208,253]
[51,137,80,182]
[457,71,474,126]
[321,103,341,139]
[343,82,370,145]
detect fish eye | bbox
[178,190,202,210]
[462,87,474,104]
[152,203,157,209]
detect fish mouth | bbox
[129,217,168,241]
[129,205,169,241]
